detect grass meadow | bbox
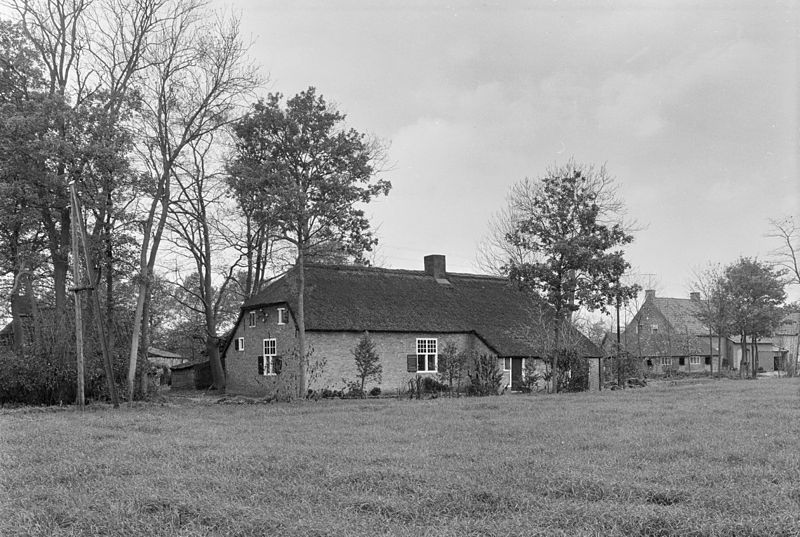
[1,378,800,536]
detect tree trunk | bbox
[23,275,42,354]
[53,250,69,321]
[551,317,561,394]
[127,279,148,400]
[739,334,747,378]
[296,246,307,398]
[10,273,25,355]
[752,335,759,377]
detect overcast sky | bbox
[220,0,798,300]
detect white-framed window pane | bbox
[427,354,436,371]
[504,357,511,371]
[264,338,276,356]
[418,354,426,371]
[248,312,256,327]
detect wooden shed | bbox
[170,361,212,390]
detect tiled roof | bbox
[244,264,601,358]
[652,296,710,336]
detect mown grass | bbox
[2,378,800,536]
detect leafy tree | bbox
[723,258,785,377]
[352,332,381,397]
[228,87,391,397]
[505,161,637,393]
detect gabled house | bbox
[622,290,732,373]
[221,255,602,396]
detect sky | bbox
[218,0,799,301]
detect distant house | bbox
[221,255,603,397]
[729,312,800,374]
[622,290,732,373]
[772,313,800,372]
[623,291,797,374]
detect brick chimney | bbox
[424,255,449,284]
[645,289,656,301]
[690,292,700,301]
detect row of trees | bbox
[695,257,789,377]
[0,1,390,403]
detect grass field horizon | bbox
[2,378,800,536]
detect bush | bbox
[467,354,504,396]
[368,386,381,397]
[342,380,364,399]
[421,376,448,393]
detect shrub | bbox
[369,386,381,397]
[352,332,382,397]
[437,341,466,391]
[421,376,448,393]
[342,380,364,399]
[467,354,504,396]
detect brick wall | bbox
[224,303,299,397]
[225,320,501,396]
[307,331,494,395]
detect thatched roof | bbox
[243,262,601,358]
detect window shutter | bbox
[258,356,264,375]
[406,354,418,373]
[274,356,282,375]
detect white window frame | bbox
[277,308,288,325]
[235,337,244,352]
[248,311,256,327]
[503,357,511,371]
[651,324,659,333]
[661,357,672,366]
[263,338,277,375]
[416,338,438,372]
[689,356,702,365]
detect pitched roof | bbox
[651,296,710,336]
[147,347,184,359]
[244,263,601,357]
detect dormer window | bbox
[277,308,288,325]
[248,311,256,328]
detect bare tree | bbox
[125,3,258,399]
[165,135,243,390]
[768,216,800,287]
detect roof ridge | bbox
[303,262,507,281]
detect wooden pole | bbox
[70,183,120,407]
[69,183,85,411]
